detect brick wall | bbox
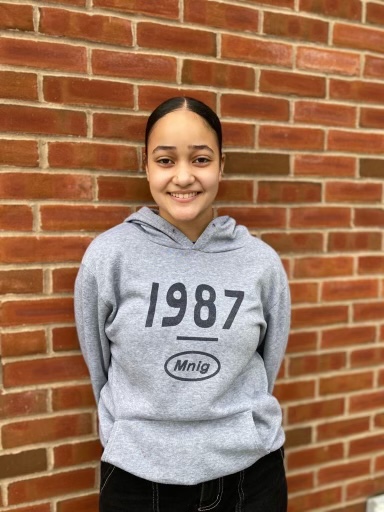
[1,1,384,511]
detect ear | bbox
[219,153,225,180]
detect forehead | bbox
[148,109,218,147]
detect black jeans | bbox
[99,448,287,512]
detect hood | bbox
[125,207,250,253]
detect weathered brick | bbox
[321,326,376,349]
[347,475,384,501]
[182,60,254,91]
[294,154,355,177]
[0,205,33,231]
[319,460,371,485]
[295,101,356,127]
[138,85,217,112]
[0,269,43,294]
[291,305,349,328]
[360,158,384,179]
[287,471,315,494]
[39,7,133,46]
[0,70,37,100]
[0,449,47,479]
[258,181,321,203]
[222,122,255,148]
[361,107,384,129]
[92,49,177,82]
[52,268,79,293]
[216,180,254,203]
[221,94,289,122]
[331,78,384,105]
[290,352,346,376]
[0,3,34,30]
[0,298,75,327]
[1,330,47,357]
[294,256,353,278]
[263,12,328,43]
[260,70,325,98]
[52,384,95,411]
[328,231,382,252]
[287,442,344,469]
[274,379,316,402]
[323,279,378,301]
[41,205,130,231]
[224,153,289,175]
[216,207,286,229]
[355,208,384,228]
[365,55,384,79]
[93,113,147,142]
[52,326,79,352]
[44,76,134,108]
[54,440,101,467]
[0,139,38,167]
[57,494,99,512]
[330,130,384,154]
[288,399,345,424]
[354,301,384,322]
[334,22,384,54]
[300,0,362,20]
[326,182,382,202]
[0,37,87,72]
[261,232,323,254]
[286,331,317,353]
[259,126,324,150]
[317,417,370,441]
[290,207,351,228]
[285,426,312,448]
[359,256,384,274]
[93,0,179,19]
[0,390,48,420]
[320,372,374,396]
[297,47,361,76]
[351,347,384,368]
[221,34,292,67]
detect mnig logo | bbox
[164,351,221,382]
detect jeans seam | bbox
[198,477,223,511]
[152,482,159,512]
[236,470,245,512]
[100,465,115,495]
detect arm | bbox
[74,264,112,403]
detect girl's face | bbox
[145,109,224,241]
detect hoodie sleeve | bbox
[74,263,112,403]
[260,266,291,394]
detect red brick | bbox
[260,70,325,98]
[359,256,384,274]
[347,475,384,501]
[320,372,374,396]
[57,494,99,512]
[263,12,328,43]
[1,330,47,357]
[361,107,384,129]
[262,232,323,254]
[138,86,217,113]
[52,326,79,352]
[0,269,43,295]
[224,153,289,176]
[297,47,361,76]
[376,455,384,472]
[258,181,321,203]
[221,35,292,67]
[44,76,134,108]
[52,268,79,293]
[54,440,101,468]
[350,390,384,412]
[321,326,376,349]
[98,177,152,202]
[39,7,133,46]
[290,207,351,229]
[294,256,353,278]
[41,205,130,231]
[289,487,342,511]
[295,101,356,127]
[327,182,382,203]
[287,442,344,469]
[49,141,138,171]
[8,468,95,504]
[0,297,74,327]
[0,37,86,72]
[287,471,314,494]
[331,78,384,105]
[323,279,378,302]
[221,94,289,122]
[184,0,259,32]
[290,352,346,376]
[376,413,384,428]
[300,0,362,20]
[137,22,215,56]
[0,390,47,420]
[0,105,86,137]
[0,3,34,30]
[0,139,38,167]
[285,426,312,448]
[291,305,348,329]
[92,49,177,82]
[288,266,323,290]
[286,331,317,353]
[93,0,179,20]
[354,301,384,322]
[351,347,384,368]
[288,398,345,424]
[0,173,92,200]
[216,207,286,229]
[216,180,254,203]
[93,113,147,142]
[0,70,37,101]
[355,208,384,228]
[294,154,355,177]
[274,379,315,402]
[317,417,370,441]
[222,123,255,148]
[256,0,293,6]
[319,460,370,485]
[0,205,33,231]
[45,0,85,4]
[365,55,384,79]
[334,22,384,54]
[0,236,91,264]
[259,126,324,150]
[182,60,254,91]
[0,449,47,479]
[329,231,382,252]
[52,384,94,411]
[367,2,384,26]
[3,355,88,388]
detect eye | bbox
[193,156,211,165]
[156,157,174,166]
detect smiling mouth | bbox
[169,192,200,199]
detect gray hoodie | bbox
[74,207,290,485]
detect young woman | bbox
[75,97,291,512]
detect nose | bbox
[173,162,195,187]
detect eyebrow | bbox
[152,145,214,154]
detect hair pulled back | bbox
[145,97,222,155]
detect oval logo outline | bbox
[164,351,221,382]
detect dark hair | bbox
[145,97,222,155]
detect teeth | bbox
[171,192,198,198]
